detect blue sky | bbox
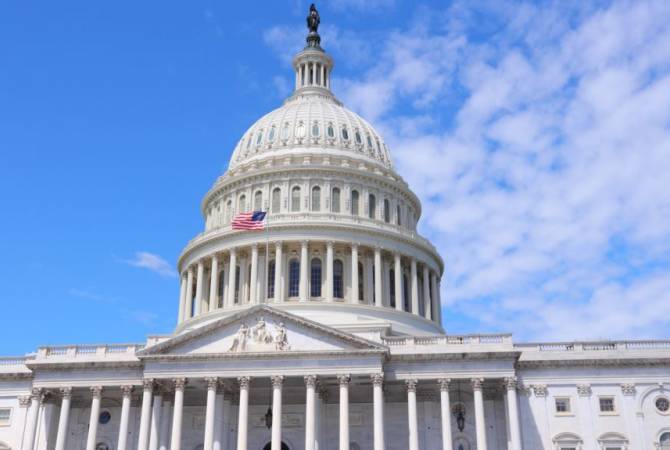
[2,0,670,355]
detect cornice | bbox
[140,348,387,363]
[517,357,670,369]
[26,360,143,371]
[389,351,522,362]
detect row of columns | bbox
[35,375,522,450]
[296,61,330,89]
[179,242,442,325]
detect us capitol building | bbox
[1,6,669,450]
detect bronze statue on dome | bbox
[305,4,322,49]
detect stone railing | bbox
[382,334,513,347]
[0,356,30,366]
[35,343,144,360]
[516,340,670,353]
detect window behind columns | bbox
[351,190,360,215]
[234,266,241,303]
[311,186,321,211]
[358,262,364,301]
[239,195,247,213]
[310,258,322,297]
[396,204,402,226]
[333,260,344,299]
[289,259,300,297]
[418,274,425,316]
[389,269,396,307]
[272,188,281,213]
[291,186,301,212]
[226,200,232,223]
[331,187,341,213]
[267,260,276,298]
[403,274,410,311]
[384,199,390,223]
[218,271,225,307]
[254,190,263,211]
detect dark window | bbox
[333,260,344,299]
[331,187,341,213]
[310,258,322,297]
[384,199,390,223]
[389,269,396,308]
[267,260,276,298]
[358,263,364,301]
[289,259,300,297]
[403,275,410,311]
[351,190,360,216]
[234,266,241,303]
[368,194,376,219]
[98,411,111,424]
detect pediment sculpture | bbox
[229,317,290,352]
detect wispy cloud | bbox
[124,252,177,278]
[266,0,670,340]
[68,288,113,303]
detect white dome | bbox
[229,92,393,170]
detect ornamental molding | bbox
[531,385,547,397]
[504,377,518,391]
[205,377,219,391]
[371,373,384,386]
[271,375,284,388]
[59,387,73,399]
[173,378,187,391]
[305,375,318,387]
[90,386,103,398]
[516,358,670,369]
[438,378,451,392]
[228,317,290,353]
[120,385,134,397]
[621,383,636,396]
[18,395,31,407]
[471,378,484,391]
[238,376,251,389]
[405,379,418,392]
[336,374,350,386]
[577,384,592,397]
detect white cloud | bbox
[288,0,670,340]
[124,252,177,278]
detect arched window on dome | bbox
[268,125,276,142]
[333,260,344,299]
[239,195,247,213]
[291,186,301,212]
[311,186,321,211]
[256,131,263,145]
[288,259,300,297]
[383,199,390,223]
[396,204,402,226]
[281,122,290,140]
[351,190,360,216]
[341,126,349,141]
[267,260,276,298]
[254,191,263,211]
[225,200,232,223]
[327,123,335,138]
[355,130,362,145]
[368,194,376,219]
[367,135,373,149]
[331,187,341,213]
[311,122,320,137]
[310,258,322,297]
[358,262,364,301]
[389,269,396,308]
[272,188,281,213]
[246,135,253,149]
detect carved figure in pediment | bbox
[275,322,290,351]
[252,317,273,344]
[229,324,249,352]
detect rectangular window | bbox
[555,397,571,414]
[599,397,616,413]
[0,407,11,425]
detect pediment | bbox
[138,305,387,358]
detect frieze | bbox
[229,317,290,353]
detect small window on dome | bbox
[367,135,373,148]
[341,126,349,141]
[282,123,290,140]
[256,131,263,145]
[355,130,362,144]
[296,122,306,139]
[268,126,276,142]
[311,122,320,137]
[327,123,334,138]
[246,135,253,149]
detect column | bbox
[271,376,283,450]
[149,389,163,450]
[227,249,237,307]
[405,380,419,450]
[237,377,250,450]
[274,243,283,302]
[422,265,431,320]
[371,374,385,450]
[178,274,187,322]
[326,241,334,302]
[374,248,382,307]
[394,254,403,312]
[430,273,439,322]
[504,378,522,450]
[195,261,204,315]
[304,375,317,450]
[436,279,443,326]
[338,375,350,450]
[185,268,194,318]
[138,380,154,450]
[170,378,187,450]
[350,245,359,304]
[209,255,219,311]
[117,385,133,450]
[320,64,325,88]
[204,377,218,450]
[54,387,72,450]
[410,259,419,315]
[85,386,103,450]
[472,378,487,450]
[213,382,226,450]
[300,241,309,302]
[250,245,259,304]
[438,379,453,450]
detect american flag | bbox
[232,211,267,230]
